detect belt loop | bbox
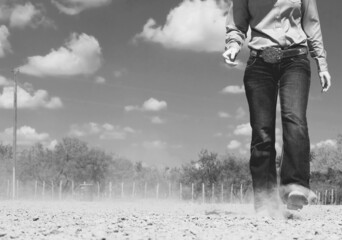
[250,50,257,57]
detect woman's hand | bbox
[222,47,239,67]
[319,71,331,92]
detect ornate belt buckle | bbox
[262,47,283,63]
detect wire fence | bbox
[0,179,340,205]
[0,179,252,203]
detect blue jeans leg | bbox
[279,56,311,189]
[243,57,278,207]
[243,54,311,208]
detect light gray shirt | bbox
[226,0,328,72]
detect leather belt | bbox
[250,47,308,63]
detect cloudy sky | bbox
[0,0,341,167]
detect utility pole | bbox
[12,68,19,199]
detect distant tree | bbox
[164,167,182,184]
[182,150,221,186]
[52,138,89,189]
[80,147,111,184]
[311,135,342,173]
[219,154,251,186]
[18,143,54,182]
[131,161,161,184]
[0,143,12,180]
[135,161,143,173]
[220,154,251,200]
[108,157,134,182]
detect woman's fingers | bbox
[319,71,331,92]
[222,48,238,67]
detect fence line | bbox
[0,179,340,205]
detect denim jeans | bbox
[243,53,311,206]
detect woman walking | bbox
[222,0,331,213]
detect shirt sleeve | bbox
[302,0,328,72]
[225,0,250,52]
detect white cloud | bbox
[125,98,167,112]
[47,139,58,150]
[0,2,53,29]
[123,127,135,133]
[214,132,223,137]
[235,107,246,120]
[69,122,135,140]
[227,140,241,150]
[0,25,11,58]
[69,122,102,137]
[100,126,136,140]
[0,83,63,109]
[142,140,167,150]
[218,111,231,118]
[0,76,10,86]
[134,0,227,52]
[151,116,165,124]
[143,98,167,111]
[0,3,11,22]
[19,33,102,77]
[100,131,126,140]
[9,3,53,29]
[239,149,248,155]
[52,0,112,15]
[95,76,106,84]
[233,123,251,136]
[124,105,140,112]
[113,69,126,78]
[311,139,337,149]
[0,126,50,146]
[222,85,245,94]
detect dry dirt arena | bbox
[0,200,341,240]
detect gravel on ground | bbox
[0,200,341,240]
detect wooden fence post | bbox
[169,182,172,198]
[7,179,10,199]
[71,181,74,199]
[121,182,124,198]
[321,191,323,205]
[144,182,147,198]
[132,182,135,198]
[191,183,194,202]
[211,183,215,203]
[51,181,54,199]
[35,180,38,199]
[16,180,19,199]
[156,183,159,199]
[325,189,328,205]
[42,181,46,200]
[202,183,205,204]
[221,183,224,203]
[109,182,112,199]
[179,183,182,200]
[59,180,62,200]
[97,182,100,199]
[240,184,243,203]
[230,184,234,203]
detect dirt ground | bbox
[0,200,341,240]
